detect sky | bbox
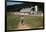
[7,2,23,6]
[7,0,24,6]
[7,0,28,1]
[7,0,19,1]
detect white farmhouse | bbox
[20,6,37,16]
[13,5,43,16]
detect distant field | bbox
[7,12,43,30]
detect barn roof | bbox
[20,7,34,13]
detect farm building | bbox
[13,5,43,16]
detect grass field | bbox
[7,12,43,30]
[24,16,43,28]
[7,13,20,30]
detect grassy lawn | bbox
[7,13,21,30]
[7,12,43,30]
[24,16,43,28]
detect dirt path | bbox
[17,21,31,30]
